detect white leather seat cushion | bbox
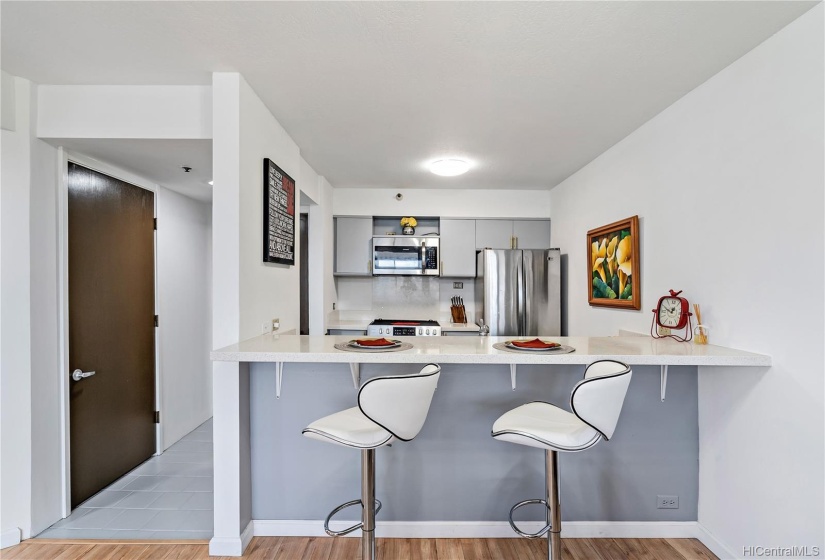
[303,407,395,449]
[492,402,601,452]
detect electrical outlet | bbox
[657,495,679,509]
[272,318,280,331]
[453,282,464,289]
[261,321,271,334]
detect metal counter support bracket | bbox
[350,363,360,389]
[276,362,284,399]
[510,364,517,391]
[660,365,668,402]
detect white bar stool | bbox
[302,363,441,560]
[491,360,632,560]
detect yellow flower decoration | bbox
[616,235,632,295]
[592,239,607,283]
[400,217,417,227]
[606,235,619,277]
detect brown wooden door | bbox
[68,163,156,507]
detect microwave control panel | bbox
[425,247,438,270]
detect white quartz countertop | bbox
[211,334,770,367]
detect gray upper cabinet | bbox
[334,217,373,275]
[475,219,551,249]
[439,219,476,277]
[475,220,515,249]
[513,220,552,249]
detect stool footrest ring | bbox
[323,498,383,537]
[508,498,552,539]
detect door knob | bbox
[72,369,96,381]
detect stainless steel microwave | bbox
[371,236,440,276]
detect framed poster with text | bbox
[262,158,296,265]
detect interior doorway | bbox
[67,162,157,507]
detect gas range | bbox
[367,319,441,337]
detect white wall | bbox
[300,158,335,335]
[157,187,212,450]
[0,75,62,544]
[549,6,824,557]
[1,71,16,131]
[1,75,34,545]
[29,116,60,536]
[238,77,301,340]
[333,187,551,218]
[37,86,212,139]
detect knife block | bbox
[450,305,467,324]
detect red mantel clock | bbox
[651,289,693,342]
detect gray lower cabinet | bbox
[334,217,373,275]
[439,219,476,277]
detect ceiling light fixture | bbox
[429,158,470,177]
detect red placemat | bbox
[510,338,560,349]
[354,338,396,347]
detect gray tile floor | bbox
[37,418,213,540]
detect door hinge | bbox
[154,411,160,424]
[153,218,157,230]
[154,315,159,327]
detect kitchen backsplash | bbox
[336,276,476,322]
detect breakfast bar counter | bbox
[208,334,769,556]
[211,333,770,367]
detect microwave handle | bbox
[421,241,426,273]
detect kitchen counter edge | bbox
[211,334,771,367]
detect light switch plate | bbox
[272,318,280,331]
[453,282,464,289]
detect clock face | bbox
[658,297,683,327]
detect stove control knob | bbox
[426,328,430,335]
[418,328,423,335]
[379,328,384,335]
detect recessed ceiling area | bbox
[2,1,818,191]
[49,139,213,202]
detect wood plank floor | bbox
[2,537,718,559]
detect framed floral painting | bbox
[587,215,640,309]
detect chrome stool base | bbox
[507,450,562,560]
[324,498,383,537]
[322,449,379,560]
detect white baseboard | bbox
[253,519,704,540]
[209,521,255,556]
[694,523,740,560]
[1,528,22,549]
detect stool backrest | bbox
[358,364,441,442]
[570,360,632,441]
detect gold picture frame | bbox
[587,215,640,309]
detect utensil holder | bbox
[450,305,467,324]
[693,324,709,345]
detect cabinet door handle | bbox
[514,236,518,249]
[368,260,372,273]
[440,261,444,275]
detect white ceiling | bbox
[2,1,818,191]
[53,139,213,202]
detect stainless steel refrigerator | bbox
[474,248,561,336]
